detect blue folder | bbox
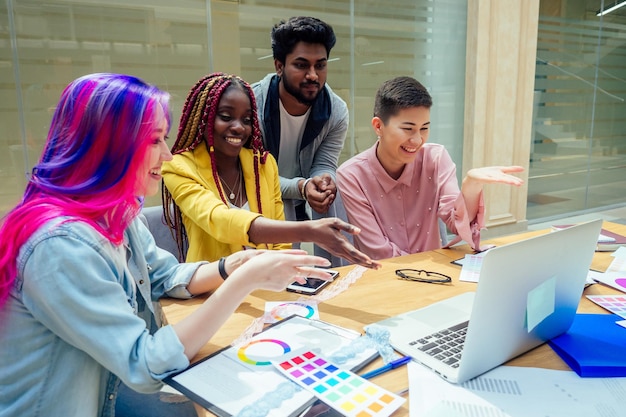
[548,313,626,377]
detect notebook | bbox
[369,218,603,384]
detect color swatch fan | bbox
[274,350,405,416]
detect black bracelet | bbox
[218,257,229,280]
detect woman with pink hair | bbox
[0,73,332,417]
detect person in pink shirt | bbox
[337,76,524,260]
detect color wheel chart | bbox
[229,316,377,373]
[264,301,319,324]
[275,350,405,417]
[237,338,291,366]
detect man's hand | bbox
[304,173,337,214]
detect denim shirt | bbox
[0,217,205,417]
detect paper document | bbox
[614,246,626,259]
[407,361,626,417]
[598,233,616,243]
[461,254,596,286]
[590,253,626,293]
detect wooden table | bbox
[161,221,625,416]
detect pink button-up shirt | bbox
[337,142,484,260]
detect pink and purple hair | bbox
[0,73,170,306]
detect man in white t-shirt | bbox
[252,16,350,266]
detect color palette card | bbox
[459,253,484,283]
[586,295,626,318]
[264,301,319,324]
[274,351,405,417]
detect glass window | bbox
[0,0,467,215]
[530,0,626,220]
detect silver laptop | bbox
[370,219,602,384]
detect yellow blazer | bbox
[162,145,291,262]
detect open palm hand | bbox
[466,165,525,186]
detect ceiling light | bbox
[597,1,626,16]
[361,61,384,67]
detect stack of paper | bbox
[551,225,626,251]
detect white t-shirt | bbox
[277,100,310,178]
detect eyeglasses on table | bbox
[395,269,452,284]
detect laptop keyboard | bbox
[408,321,468,368]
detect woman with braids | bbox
[0,73,334,417]
[162,72,380,269]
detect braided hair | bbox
[162,72,268,261]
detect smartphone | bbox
[286,270,339,295]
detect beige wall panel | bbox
[211,1,241,75]
[465,0,539,235]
